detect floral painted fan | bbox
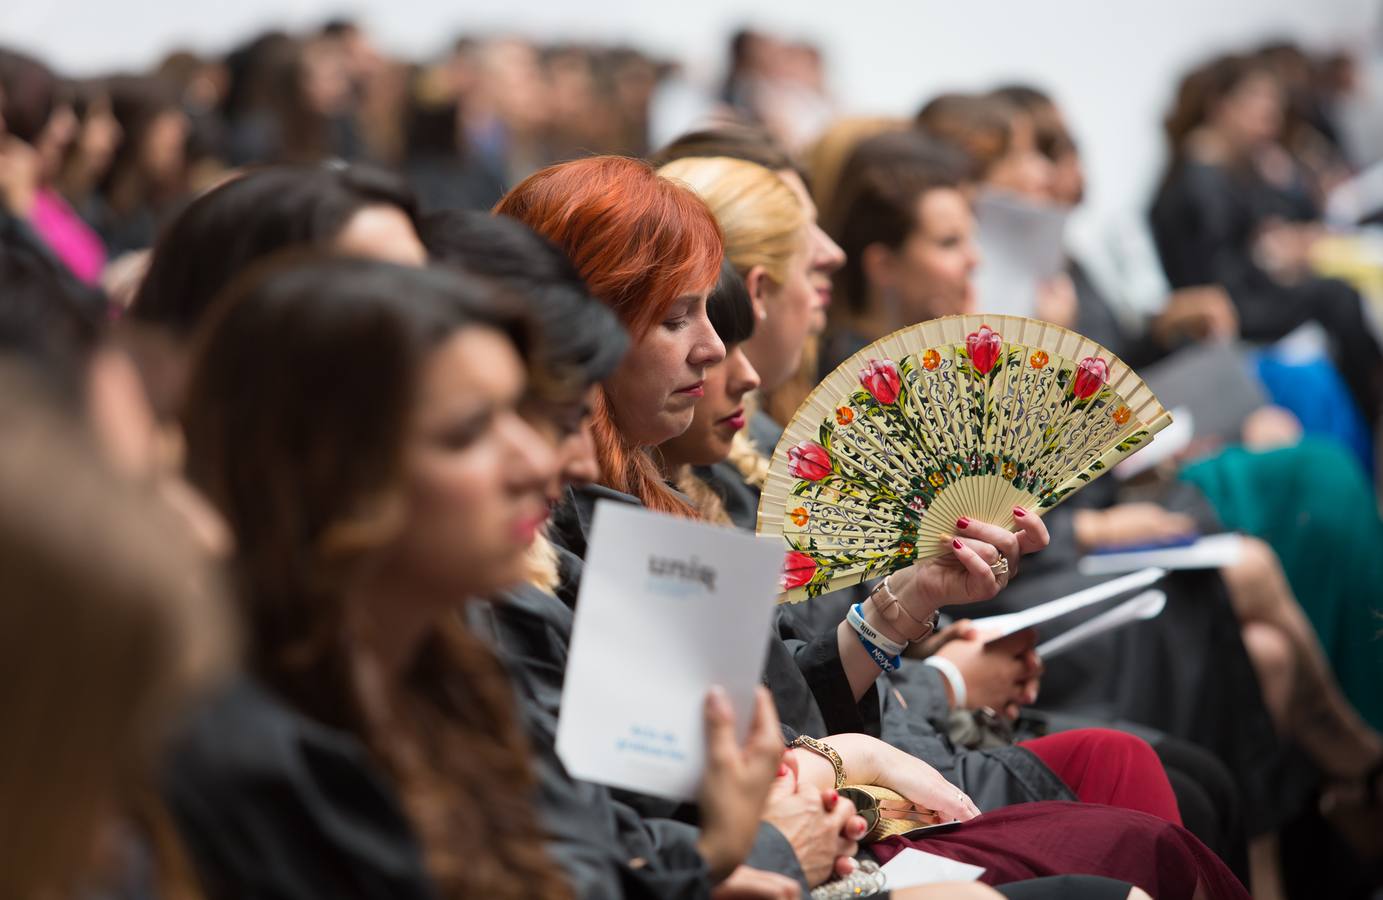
[757,314,1172,603]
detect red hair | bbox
[497,157,723,517]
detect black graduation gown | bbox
[163,678,437,900]
[1150,159,1382,422]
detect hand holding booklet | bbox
[556,500,783,802]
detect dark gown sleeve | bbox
[162,680,436,900]
[775,610,883,737]
[1151,162,1332,342]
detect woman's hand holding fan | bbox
[759,314,1171,603]
[874,508,1051,642]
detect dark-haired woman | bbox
[0,371,234,900]
[1150,53,1383,426]
[0,49,109,284]
[123,161,425,421]
[91,76,192,257]
[166,256,788,899]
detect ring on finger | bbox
[989,555,1010,577]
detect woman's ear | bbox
[860,242,895,295]
[743,265,773,321]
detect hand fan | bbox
[757,314,1172,603]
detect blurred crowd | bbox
[3,16,1383,900]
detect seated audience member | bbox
[0,368,234,899]
[165,255,792,898]
[499,153,1249,899]
[0,48,108,283]
[1151,53,1383,427]
[124,162,426,420]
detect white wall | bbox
[4,0,1378,227]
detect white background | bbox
[4,0,1379,229]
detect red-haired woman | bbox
[497,156,1248,899]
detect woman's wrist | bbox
[859,594,912,647]
[823,732,887,785]
[695,832,741,882]
[867,571,941,643]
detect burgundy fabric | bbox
[872,801,1250,900]
[1021,728,1183,824]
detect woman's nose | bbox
[501,413,558,488]
[729,347,761,397]
[688,315,726,368]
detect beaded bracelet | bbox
[810,860,886,899]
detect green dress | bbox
[1181,438,1383,730]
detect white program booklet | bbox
[1077,533,1244,576]
[970,567,1166,642]
[973,190,1072,318]
[881,847,986,889]
[556,500,784,802]
[1035,589,1167,659]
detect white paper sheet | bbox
[556,500,784,802]
[1077,534,1244,576]
[973,190,1072,318]
[1036,589,1167,659]
[970,567,1166,642]
[880,847,986,889]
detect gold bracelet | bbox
[789,735,847,789]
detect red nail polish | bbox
[956,516,970,529]
[1013,507,1027,518]
[777,763,789,778]
[824,790,838,810]
[952,539,964,550]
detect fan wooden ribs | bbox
[758,314,1172,603]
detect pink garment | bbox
[30,188,107,285]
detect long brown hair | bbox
[181,256,569,900]
[915,92,1022,181]
[1163,53,1273,158]
[496,156,723,516]
[827,129,968,317]
[0,365,233,899]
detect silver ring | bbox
[989,556,1010,577]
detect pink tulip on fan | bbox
[967,325,1002,375]
[1073,356,1108,400]
[859,358,902,405]
[781,551,818,590]
[787,441,832,481]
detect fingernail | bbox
[778,763,790,778]
[956,516,970,529]
[952,538,964,550]
[824,789,838,811]
[1012,506,1027,518]
[707,685,731,716]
